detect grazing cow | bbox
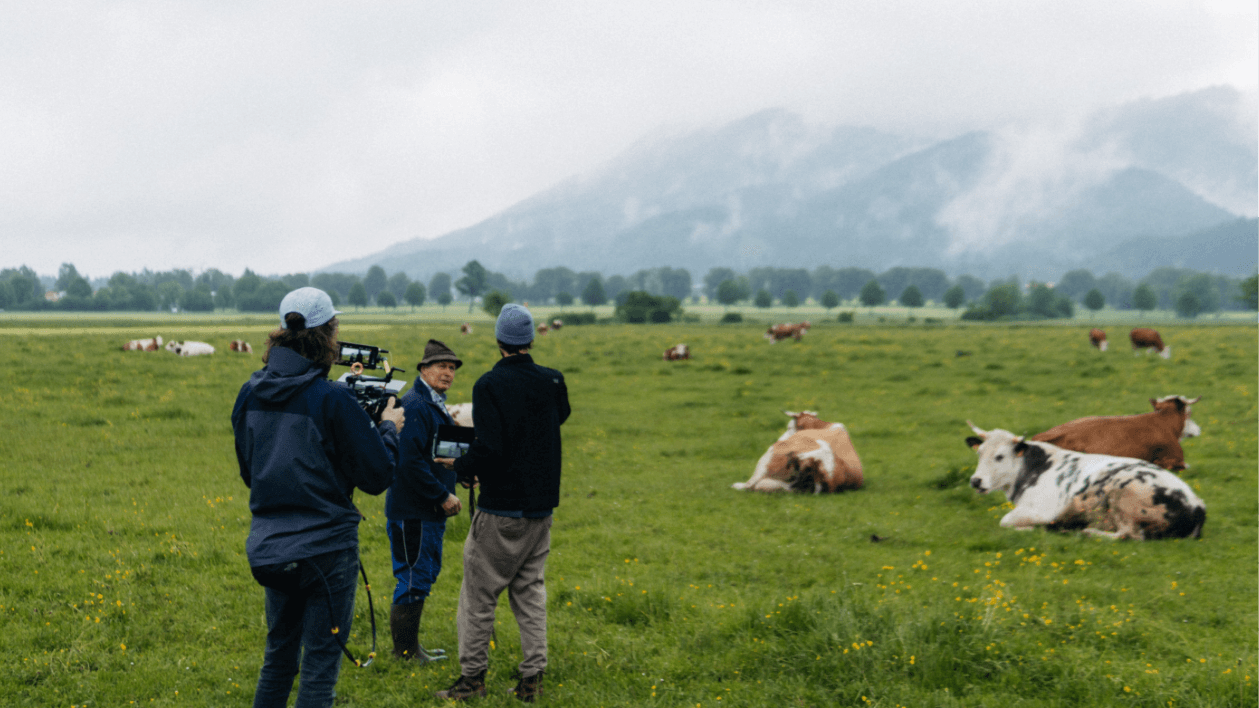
[1130,328,1170,359]
[1089,328,1107,351]
[229,340,253,353]
[764,322,811,343]
[1030,395,1202,471]
[551,319,563,331]
[460,323,472,335]
[447,402,474,428]
[537,324,549,336]
[165,340,215,356]
[122,336,163,351]
[965,424,1205,540]
[662,343,690,361]
[733,411,863,493]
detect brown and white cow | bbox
[1130,328,1170,359]
[1030,395,1201,471]
[460,323,473,335]
[229,340,253,353]
[662,343,690,361]
[537,324,549,336]
[551,319,563,331]
[966,424,1206,540]
[165,340,215,356]
[123,336,163,351]
[733,411,863,493]
[1088,328,1107,351]
[447,402,474,428]
[765,322,811,343]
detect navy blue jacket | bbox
[386,381,458,522]
[453,353,569,513]
[232,346,398,567]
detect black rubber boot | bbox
[391,602,423,660]
[391,601,447,662]
[509,671,544,703]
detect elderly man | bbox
[385,339,464,662]
[436,304,570,702]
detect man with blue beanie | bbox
[435,303,570,702]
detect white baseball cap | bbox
[279,287,342,329]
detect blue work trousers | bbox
[250,546,359,708]
[387,518,446,604]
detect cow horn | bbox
[965,420,987,438]
[782,410,798,418]
[1185,396,1201,404]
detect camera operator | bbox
[384,339,463,663]
[434,304,570,702]
[232,287,404,708]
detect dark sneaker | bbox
[435,671,487,700]
[508,671,544,703]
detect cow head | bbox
[164,340,180,353]
[783,410,826,433]
[1152,395,1202,438]
[965,423,1029,495]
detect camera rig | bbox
[333,342,407,423]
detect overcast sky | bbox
[2,0,1255,279]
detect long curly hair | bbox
[263,314,339,369]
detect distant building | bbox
[44,290,64,302]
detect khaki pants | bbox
[456,513,551,677]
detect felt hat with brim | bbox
[419,339,462,369]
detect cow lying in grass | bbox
[123,336,163,351]
[966,422,1205,540]
[733,411,863,493]
[1031,395,1201,471]
[447,402,474,427]
[165,340,215,356]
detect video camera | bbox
[333,342,407,423]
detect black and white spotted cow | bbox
[965,422,1205,540]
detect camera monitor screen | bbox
[433,424,476,459]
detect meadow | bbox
[0,312,1255,707]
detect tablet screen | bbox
[433,424,476,459]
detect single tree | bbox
[328,289,341,307]
[1083,288,1105,313]
[1238,273,1258,311]
[1175,291,1201,318]
[233,269,262,300]
[581,277,607,308]
[943,284,966,309]
[348,282,368,309]
[376,290,397,308]
[387,271,411,299]
[859,279,886,308]
[157,281,184,311]
[716,279,747,308]
[437,291,452,308]
[429,272,452,306]
[1132,283,1157,312]
[65,276,93,299]
[754,289,772,308]
[782,290,799,307]
[455,260,489,312]
[482,289,511,317]
[556,291,574,308]
[821,290,839,310]
[363,265,387,300]
[404,282,427,310]
[899,284,924,309]
[56,263,84,292]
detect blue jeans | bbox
[387,519,446,604]
[250,547,359,708]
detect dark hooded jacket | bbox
[232,346,398,566]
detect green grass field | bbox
[1,315,1255,707]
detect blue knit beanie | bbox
[495,304,535,345]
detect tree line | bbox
[1,261,1255,318]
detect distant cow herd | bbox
[125,320,1204,541]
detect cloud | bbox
[0,0,1254,277]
